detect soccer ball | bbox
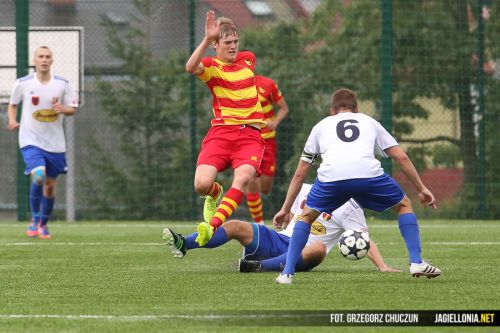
[338,229,370,260]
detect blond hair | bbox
[216,17,239,41]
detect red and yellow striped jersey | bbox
[255,75,283,139]
[198,51,265,128]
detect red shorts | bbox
[260,138,277,177]
[197,125,265,172]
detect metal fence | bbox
[0,0,499,221]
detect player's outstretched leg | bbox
[203,183,223,223]
[163,228,187,258]
[409,261,441,279]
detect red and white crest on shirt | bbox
[32,96,40,106]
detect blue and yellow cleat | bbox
[203,184,223,223]
[195,222,214,246]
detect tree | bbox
[242,0,499,218]
[84,0,202,220]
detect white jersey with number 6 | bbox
[9,73,78,153]
[301,112,398,182]
[280,184,368,254]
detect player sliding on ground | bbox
[273,88,441,284]
[162,183,400,274]
[185,10,265,246]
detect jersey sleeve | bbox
[197,57,213,82]
[63,82,79,107]
[300,125,320,164]
[374,121,398,157]
[290,184,309,215]
[269,79,283,103]
[9,80,22,105]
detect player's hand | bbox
[266,120,278,131]
[7,120,19,131]
[418,187,436,209]
[205,10,220,42]
[52,97,64,114]
[273,210,290,230]
[378,264,402,273]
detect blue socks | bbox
[261,252,304,272]
[186,227,229,250]
[282,221,311,275]
[40,197,55,226]
[29,183,43,223]
[398,213,422,264]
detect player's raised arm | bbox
[185,10,220,75]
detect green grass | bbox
[0,219,499,332]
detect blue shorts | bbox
[243,224,320,272]
[243,224,290,261]
[307,174,405,213]
[21,145,67,178]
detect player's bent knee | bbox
[394,195,414,214]
[32,169,45,186]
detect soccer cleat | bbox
[238,259,262,273]
[195,222,214,246]
[275,273,294,284]
[410,261,441,279]
[162,228,187,258]
[203,184,223,223]
[37,224,52,239]
[26,221,39,237]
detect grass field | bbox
[0,219,499,333]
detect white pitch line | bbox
[0,242,164,246]
[381,241,500,246]
[0,223,197,228]
[1,241,499,247]
[0,223,499,228]
[0,313,321,321]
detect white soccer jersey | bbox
[301,112,398,182]
[9,73,78,153]
[279,184,368,254]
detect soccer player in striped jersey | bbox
[186,11,266,246]
[246,75,289,224]
[7,46,78,238]
[163,183,400,274]
[274,88,441,284]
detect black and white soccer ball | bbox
[338,229,370,260]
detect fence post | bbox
[189,0,198,220]
[381,0,393,176]
[476,0,486,218]
[15,0,29,222]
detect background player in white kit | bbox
[7,46,78,238]
[274,88,441,284]
[162,183,400,274]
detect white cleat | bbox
[410,261,441,279]
[275,274,294,284]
